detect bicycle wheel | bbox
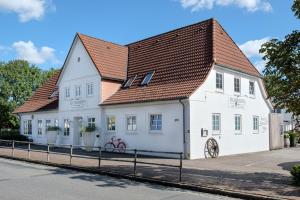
[104,142,115,152]
[117,142,126,153]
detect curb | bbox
[0,155,289,200]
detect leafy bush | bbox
[291,165,300,186]
[81,125,96,133]
[46,126,60,131]
[0,130,29,141]
[288,131,298,147]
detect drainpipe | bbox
[179,99,186,159]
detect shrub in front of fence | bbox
[0,130,30,141]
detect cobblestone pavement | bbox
[0,145,299,200]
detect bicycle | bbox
[104,136,126,153]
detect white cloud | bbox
[179,0,272,12]
[13,40,59,64]
[0,0,55,22]
[238,37,270,58]
[254,59,267,72]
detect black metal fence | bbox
[0,139,183,181]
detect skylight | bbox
[141,71,155,86]
[123,75,137,88]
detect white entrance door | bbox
[73,117,82,145]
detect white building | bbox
[14,19,273,159]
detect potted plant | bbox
[289,131,297,147]
[46,126,60,144]
[284,133,290,147]
[81,125,97,151]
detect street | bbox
[0,158,238,200]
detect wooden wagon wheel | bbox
[204,138,219,158]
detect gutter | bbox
[179,99,186,159]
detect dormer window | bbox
[50,90,58,98]
[123,75,137,88]
[141,71,154,86]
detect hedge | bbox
[0,130,30,141]
[291,165,300,186]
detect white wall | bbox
[19,111,58,144]
[189,65,271,159]
[102,101,184,154]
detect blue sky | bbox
[0,0,298,72]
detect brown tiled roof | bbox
[78,33,128,81]
[13,71,60,114]
[102,18,259,105]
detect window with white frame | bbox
[54,119,59,127]
[127,115,137,131]
[212,113,221,132]
[234,114,242,132]
[249,81,255,95]
[37,120,43,135]
[107,116,116,131]
[87,83,94,96]
[150,114,162,131]
[216,72,223,90]
[253,116,259,132]
[64,119,70,136]
[24,120,32,135]
[87,117,96,128]
[65,87,70,98]
[75,86,81,97]
[45,120,51,131]
[234,77,241,93]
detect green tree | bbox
[0,60,58,129]
[260,0,300,129]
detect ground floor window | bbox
[212,113,221,133]
[64,119,70,136]
[23,120,32,135]
[234,114,242,133]
[87,117,96,128]
[107,116,116,131]
[150,114,162,131]
[253,116,259,133]
[127,115,137,131]
[45,120,51,131]
[37,120,43,135]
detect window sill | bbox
[106,131,116,134]
[249,95,256,99]
[212,132,221,136]
[215,89,224,93]
[253,132,259,134]
[234,132,242,135]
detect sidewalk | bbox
[0,146,299,200]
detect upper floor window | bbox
[150,114,162,131]
[64,119,70,136]
[37,120,43,135]
[127,115,137,131]
[75,86,81,97]
[216,72,223,90]
[23,120,32,135]
[141,71,154,86]
[249,81,255,95]
[253,116,259,133]
[107,116,116,131]
[87,83,94,96]
[212,113,221,133]
[234,77,241,93]
[65,87,70,98]
[234,114,242,133]
[123,75,137,88]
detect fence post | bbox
[98,147,102,168]
[47,144,50,162]
[70,145,73,165]
[179,153,183,182]
[12,140,15,157]
[133,149,137,177]
[28,142,31,159]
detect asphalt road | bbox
[0,158,240,200]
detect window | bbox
[249,81,255,95]
[65,87,70,98]
[234,114,242,132]
[54,119,59,127]
[87,83,94,96]
[212,114,221,132]
[37,120,43,135]
[45,120,51,131]
[23,120,32,135]
[75,86,81,97]
[64,119,70,136]
[127,115,137,131]
[107,116,116,131]
[253,116,259,132]
[234,77,240,93]
[216,72,223,90]
[141,71,154,86]
[123,75,137,88]
[87,117,96,128]
[150,114,162,131]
